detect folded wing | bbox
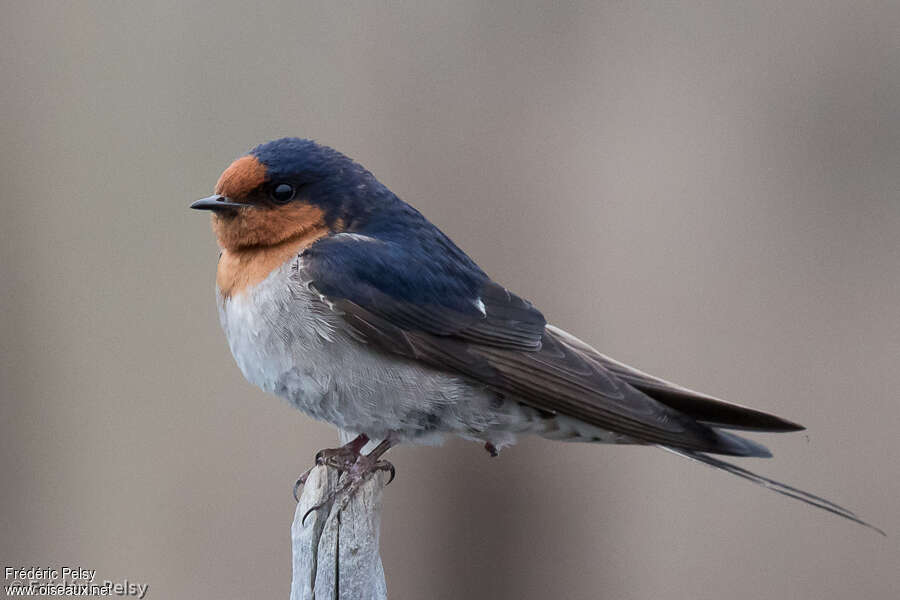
[298,233,881,533]
[300,235,787,456]
[546,325,804,432]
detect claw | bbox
[294,435,396,519]
[292,434,371,501]
[300,472,356,525]
[383,461,396,485]
[292,467,315,501]
[301,507,314,525]
[301,501,326,526]
[293,477,305,502]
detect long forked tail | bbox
[659,446,885,536]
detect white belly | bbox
[216,257,542,446]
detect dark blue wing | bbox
[302,232,546,350]
[300,232,785,456]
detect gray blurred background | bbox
[2,2,898,598]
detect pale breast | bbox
[217,255,546,445]
[217,257,338,401]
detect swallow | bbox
[192,137,880,533]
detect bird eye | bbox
[270,183,295,203]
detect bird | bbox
[191,137,880,532]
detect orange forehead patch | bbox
[215,155,267,199]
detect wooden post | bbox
[290,464,389,600]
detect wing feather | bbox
[333,297,768,456]
[294,222,878,532]
[301,236,775,456]
[547,325,804,432]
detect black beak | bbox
[190,194,252,211]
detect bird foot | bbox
[301,453,395,525]
[293,434,370,501]
[318,445,367,471]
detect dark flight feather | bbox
[301,235,773,456]
[333,299,771,457]
[659,447,885,535]
[546,325,805,432]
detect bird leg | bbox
[300,437,396,525]
[484,442,499,457]
[293,433,369,501]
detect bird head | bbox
[191,138,379,250]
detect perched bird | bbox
[192,137,878,532]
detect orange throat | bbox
[211,200,331,299]
[216,228,328,299]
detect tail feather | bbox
[659,446,885,536]
[713,429,773,458]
